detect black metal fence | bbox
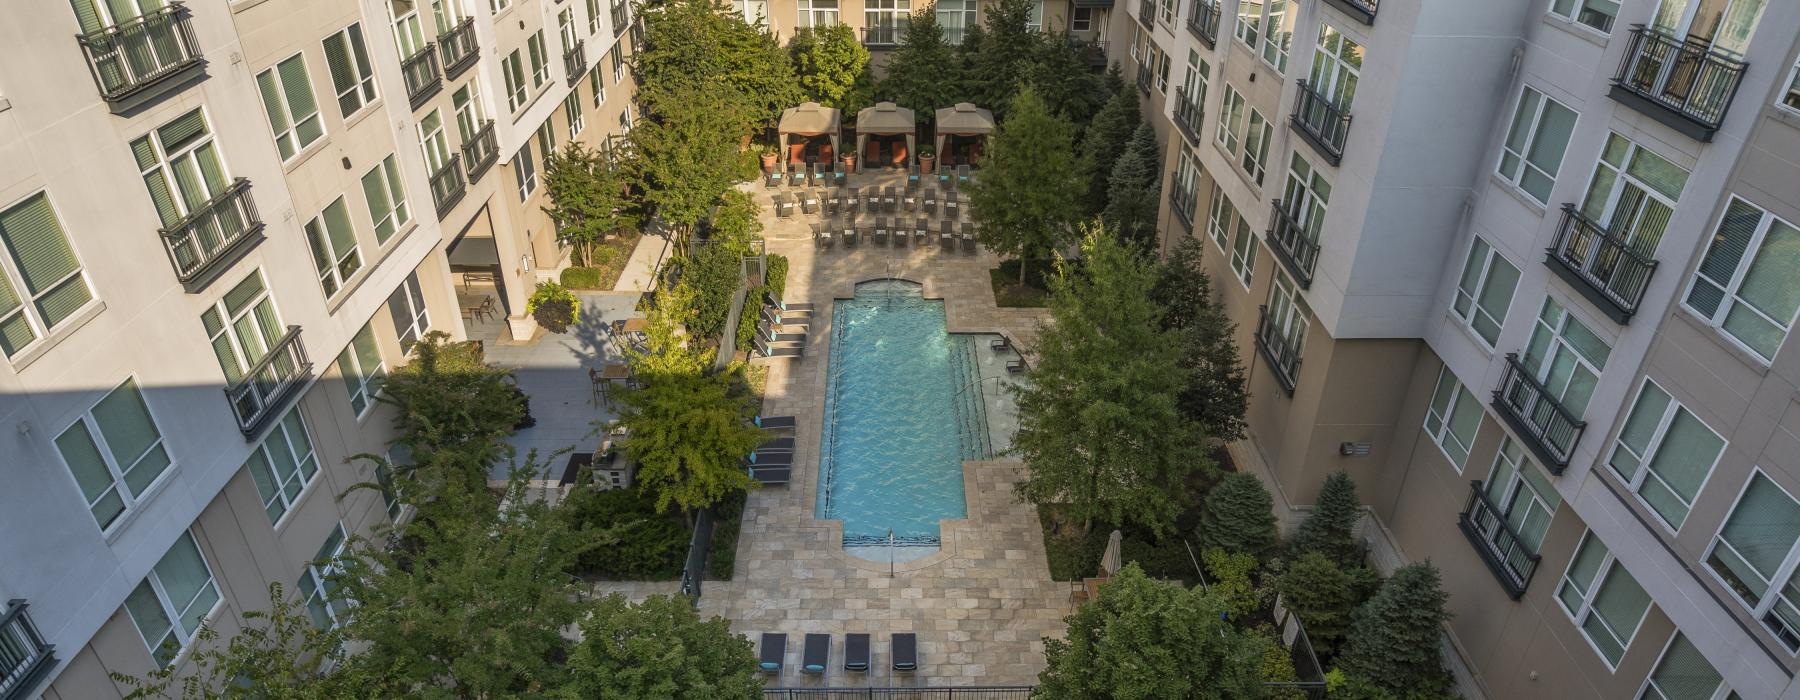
[680,506,715,600]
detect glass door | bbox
[1521,298,1611,455]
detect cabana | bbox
[934,103,995,167]
[778,102,842,167]
[855,101,917,169]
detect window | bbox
[1424,366,1482,469]
[323,24,378,118]
[430,0,466,34]
[1159,0,1174,25]
[798,0,838,28]
[489,0,509,13]
[1550,0,1619,32]
[1208,186,1256,288]
[1155,50,1171,93]
[1649,0,1764,59]
[1557,531,1652,668]
[420,109,451,173]
[1684,196,1800,363]
[587,0,603,34]
[528,31,550,87]
[245,406,318,525]
[866,0,910,42]
[734,0,770,26]
[0,192,95,358]
[609,41,625,83]
[304,198,362,297]
[361,155,410,244]
[133,109,235,233]
[937,0,976,43]
[204,271,285,384]
[1216,85,1246,156]
[299,524,350,629]
[536,120,556,160]
[1705,471,1800,652]
[1498,86,1577,205]
[388,272,431,354]
[1483,437,1561,563]
[1282,151,1331,246]
[125,532,220,666]
[1520,297,1612,440]
[340,322,386,417]
[453,81,486,142]
[1783,57,1800,112]
[558,8,577,56]
[619,104,633,132]
[1452,237,1520,346]
[55,379,171,530]
[590,66,605,107]
[1182,50,1210,104]
[1308,25,1363,114]
[1639,633,1735,700]
[1234,0,1262,46]
[1608,378,1725,531]
[255,53,325,161]
[1577,133,1688,265]
[377,448,408,520]
[1260,0,1294,70]
[391,0,427,59]
[1241,109,1272,185]
[503,50,529,112]
[1072,7,1092,31]
[1172,149,1199,222]
[514,143,538,200]
[1266,271,1308,353]
[565,93,585,137]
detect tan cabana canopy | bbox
[855,102,917,167]
[934,103,995,162]
[778,102,842,165]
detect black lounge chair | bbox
[882,186,898,212]
[802,634,829,675]
[939,220,957,248]
[773,193,793,218]
[800,191,820,214]
[957,164,972,185]
[892,633,917,671]
[991,337,1010,351]
[744,450,794,470]
[845,633,870,672]
[759,436,796,452]
[832,165,847,186]
[759,633,786,673]
[756,415,797,430]
[913,218,931,246]
[873,218,890,245]
[1007,358,1025,373]
[824,190,841,216]
[750,466,791,485]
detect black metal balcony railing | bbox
[563,40,586,84]
[1186,0,1220,48]
[76,2,204,104]
[462,120,499,181]
[439,18,479,79]
[1492,353,1585,473]
[1545,204,1659,325]
[1290,79,1350,165]
[1255,305,1302,395]
[1171,186,1197,231]
[1,600,55,700]
[1457,481,1542,600]
[611,2,630,36]
[1138,0,1156,27]
[1135,63,1154,94]
[227,325,312,437]
[1323,0,1376,25]
[1267,199,1320,289]
[861,24,906,47]
[161,178,265,291]
[1173,86,1204,144]
[430,155,467,216]
[1609,25,1748,142]
[401,43,442,109]
[1070,39,1109,67]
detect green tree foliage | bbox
[967,86,1083,286]
[1152,237,1249,442]
[378,332,522,500]
[1276,552,1359,657]
[1202,547,1265,619]
[543,142,639,267]
[1078,74,1140,215]
[708,189,764,249]
[1288,471,1365,568]
[1196,472,1279,559]
[1026,32,1108,127]
[1102,123,1163,248]
[1012,231,1208,536]
[1255,627,1305,699]
[558,594,762,699]
[113,584,348,699]
[1038,563,1266,699]
[788,24,874,110]
[687,243,749,343]
[633,0,800,124]
[1337,563,1455,697]
[627,82,758,248]
[527,281,582,333]
[877,9,961,122]
[963,0,1040,115]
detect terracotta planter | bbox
[840,154,857,174]
[918,153,936,174]
[760,152,778,172]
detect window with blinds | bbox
[1607,378,1726,531]
[124,531,220,667]
[388,271,431,354]
[361,155,410,244]
[0,191,94,358]
[255,54,325,160]
[54,378,173,531]
[132,109,230,229]
[1684,196,1800,363]
[1557,531,1653,668]
[503,50,528,111]
[203,270,283,382]
[339,322,386,416]
[528,31,549,87]
[1638,632,1738,700]
[323,24,379,118]
[244,406,318,525]
[303,198,363,297]
[1498,86,1578,205]
[1705,470,1800,653]
[565,92,585,136]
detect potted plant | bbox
[840,151,857,174]
[526,280,581,334]
[918,146,936,174]
[760,146,779,172]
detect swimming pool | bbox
[817,280,993,554]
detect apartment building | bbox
[723,0,1101,53]
[0,0,635,695]
[1122,0,1800,697]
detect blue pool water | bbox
[817,281,986,549]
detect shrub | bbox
[706,490,746,580]
[687,243,745,342]
[561,266,604,289]
[1289,471,1364,568]
[1196,473,1279,560]
[561,486,690,580]
[527,281,581,333]
[1276,552,1358,657]
[1202,548,1263,620]
[1337,562,1454,697]
[766,254,789,301]
[1254,626,1305,700]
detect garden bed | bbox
[989,259,1055,308]
[562,484,689,581]
[1038,505,1203,585]
[560,232,642,291]
[706,490,746,580]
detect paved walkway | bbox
[614,234,670,292]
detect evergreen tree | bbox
[1276,552,1359,657]
[1152,237,1249,442]
[1337,563,1455,697]
[788,24,874,111]
[1196,472,1279,559]
[967,86,1083,287]
[542,142,638,267]
[1101,123,1162,248]
[878,9,961,125]
[1012,231,1209,535]
[963,0,1039,114]
[1026,31,1108,128]
[1077,77,1141,215]
[1038,564,1266,699]
[558,594,762,698]
[1288,471,1365,568]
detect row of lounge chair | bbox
[772,184,968,220]
[744,415,797,484]
[811,218,977,252]
[759,632,917,675]
[764,163,975,190]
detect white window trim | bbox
[54,378,175,534]
[1423,366,1481,471]
[362,154,411,244]
[205,270,284,381]
[126,531,223,667]
[341,325,387,419]
[528,31,551,88]
[565,92,586,137]
[1556,531,1652,671]
[134,107,235,224]
[1242,109,1272,185]
[1780,57,1800,116]
[504,51,529,112]
[1636,632,1734,700]
[1548,0,1619,35]
[299,523,350,629]
[1451,236,1518,350]
[0,190,98,361]
[1701,467,1800,655]
[1496,85,1577,206]
[303,198,364,298]
[249,406,320,529]
[390,272,432,354]
[323,23,379,120]
[255,52,326,163]
[1682,195,1799,365]
[1607,377,1726,533]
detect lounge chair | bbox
[1007,358,1026,373]
[759,633,786,673]
[839,219,858,245]
[889,217,907,248]
[812,222,831,249]
[802,634,830,675]
[939,220,957,248]
[744,449,794,469]
[913,218,931,246]
[873,218,890,246]
[823,190,840,216]
[773,194,793,218]
[892,633,917,671]
[755,415,798,431]
[943,192,960,219]
[845,633,870,672]
[907,164,921,188]
[922,189,937,216]
[882,186,898,212]
[957,164,972,185]
[864,189,882,213]
[937,165,952,186]
[800,191,820,214]
[961,225,977,252]
[991,337,1011,351]
[832,164,847,186]
[759,436,796,452]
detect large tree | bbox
[967,86,1083,287]
[1012,231,1208,536]
[1276,552,1359,657]
[558,594,762,699]
[1102,123,1163,248]
[626,81,757,249]
[112,584,348,699]
[1152,237,1249,442]
[1027,31,1108,127]
[543,142,639,267]
[788,24,874,111]
[1336,563,1455,697]
[378,331,523,503]
[962,0,1040,115]
[1078,75,1141,215]
[1038,563,1267,699]
[632,0,800,124]
[877,9,961,123]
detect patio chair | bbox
[892,633,917,672]
[832,164,847,186]
[802,634,830,675]
[939,220,957,248]
[937,164,953,186]
[823,190,841,216]
[788,167,807,188]
[873,218,890,246]
[764,168,782,189]
[882,186,898,213]
[991,336,1011,352]
[957,164,972,185]
[759,633,786,674]
[961,225,977,253]
[772,193,793,218]
[846,187,861,216]
[844,220,860,247]
[800,190,820,214]
[913,218,931,246]
[743,449,794,469]
[755,415,799,431]
[858,219,876,246]
[907,164,921,188]
[812,222,831,249]
[863,188,882,213]
[759,436,796,452]
[922,189,938,216]
[943,193,960,220]
[845,633,871,672]
[803,163,819,187]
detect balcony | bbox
[462,120,499,181]
[1069,39,1109,68]
[1290,80,1350,165]
[161,178,266,293]
[1323,0,1376,25]
[564,40,587,84]
[226,325,312,437]
[401,43,442,110]
[2,600,55,700]
[430,155,467,217]
[76,2,205,112]
[1135,63,1153,94]
[1173,86,1203,144]
[1267,200,1319,289]
[1186,0,1219,49]
[861,25,905,48]
[1137,0,1156,28]
[1545,204,1658,325]
[1255,306,1301,395]
[1609,25,1747,142]
[439,18,479,80]
[1457,481,1542,600]
[1171,186,1197,232]
[611,2,630,36]
[1492,353,1585,473]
